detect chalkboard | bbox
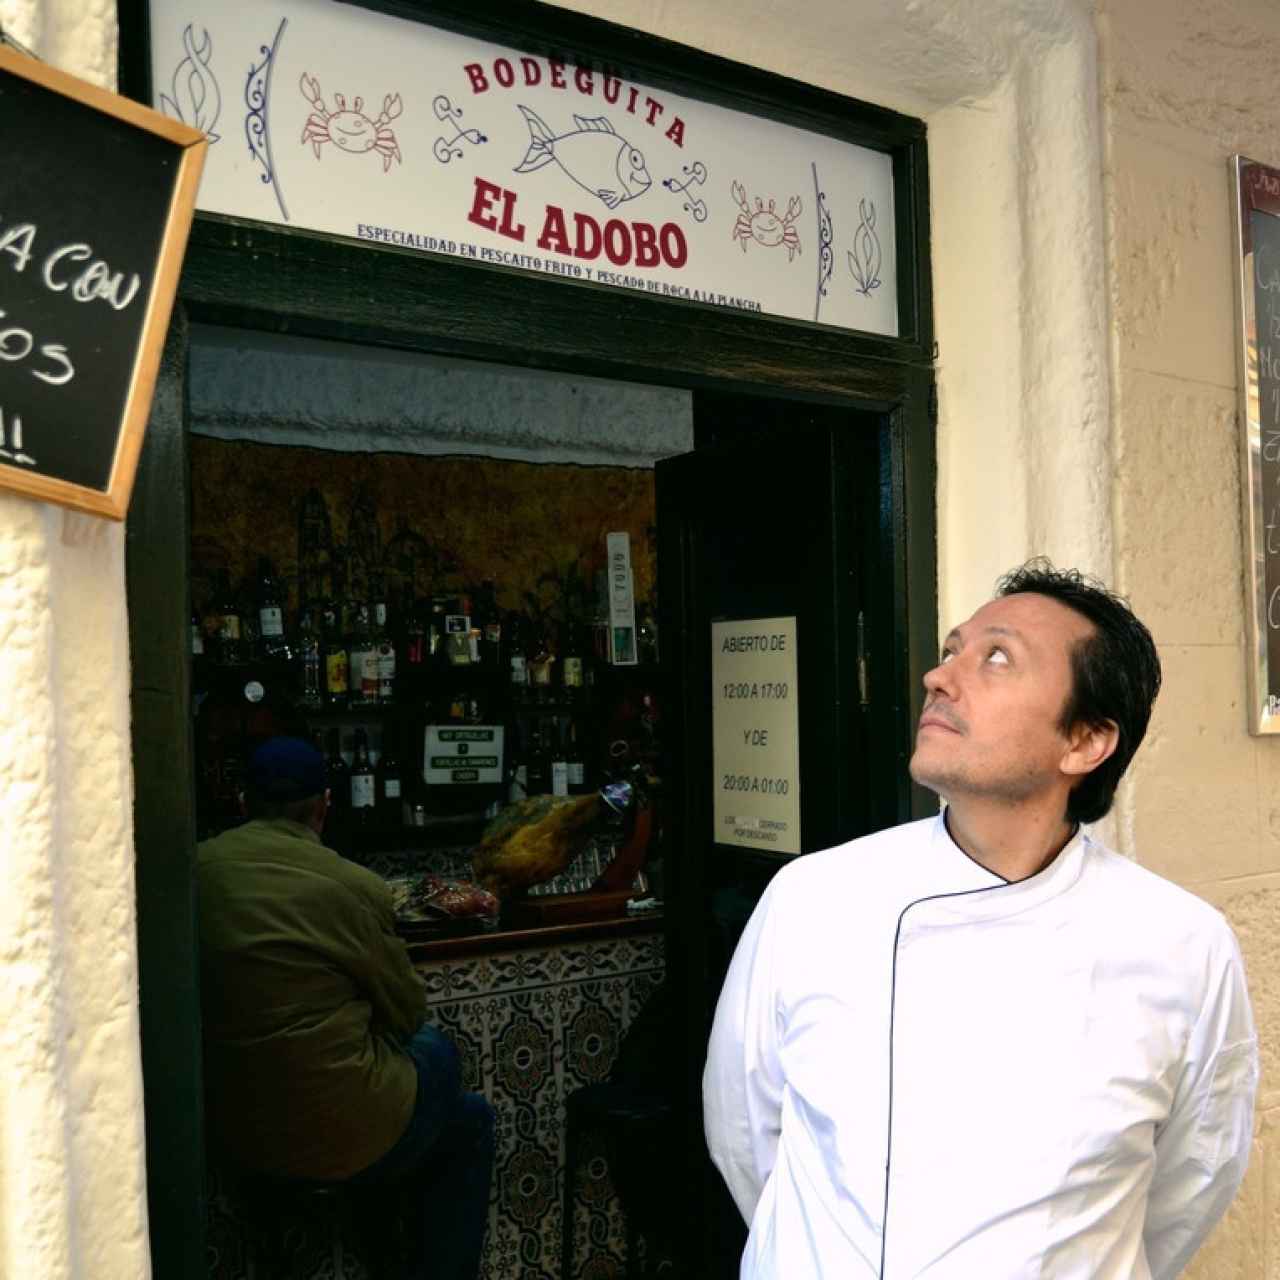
[0,45,204,518]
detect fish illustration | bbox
[514,105,652,209]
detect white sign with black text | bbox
[423,724,505,785]
[711,616,800,855]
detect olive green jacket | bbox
[197,818,423,1179]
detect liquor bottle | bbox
[529,625,555,703]
[508,612,530,701]
[375,603,397,706]
[191,608,205,659]
[430,599,451,670]
[566,720,587,794]
[477,580,502,666]
[402,597,428,673]
[255,557,288,661]
[348,603,379,708]
[507,726,529,804]
[325,728,350,817]
[376,743,402,828]
[350,728,376,820]
[562,622,585,701]
[215,569,244,665]
[550,722,569,797]
[526,727,551,796]
[445,595,473,667]
[321,601,349,709]
[297,605,323,710]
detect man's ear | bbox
[1061,719,1119,779]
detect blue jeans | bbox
[348,1023,495,1280]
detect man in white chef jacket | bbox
[704,560,1258,1280]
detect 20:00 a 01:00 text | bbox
[722,774,791,794]
[722,681,789,699]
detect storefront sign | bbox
[0,46,205,519]
[1233,156,1280,733]
[711,617,800,855]
[147,2,897,337]
[423,724,504,785]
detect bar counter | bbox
[413,908,666,1279]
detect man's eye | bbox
[987,648,1009,666]
[939,649,956,664]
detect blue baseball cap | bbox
[248,737,327,802]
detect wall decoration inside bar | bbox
[0,46,205,517]
[146,0,897,335]
[1233,156,1280,733]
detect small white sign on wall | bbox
[147,0,898,337]
[711,616,800,855]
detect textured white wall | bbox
[1099,0,1280,1270]
[0,4,151,1280]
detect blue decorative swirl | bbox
[244,18,289,222]
[662,161,709,223]
[848,197,883,297]
[433,95,487,164]
[813,163,833,321]
[160,24,222,143]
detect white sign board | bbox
[711,617,800,855]
[423,724,504,785]
[147,0,897,336]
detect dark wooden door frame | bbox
[118,5,935,1275]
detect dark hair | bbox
[997,558,1161,824]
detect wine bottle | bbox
[325,728,350,816]
[508,612,530,702]
[215,569,244,665]
[567,720,587,794]
[551,722,569,797]
[350,728,376,820]
[255,557,288,661]
[376,743,402,829]
[526,727,551,796]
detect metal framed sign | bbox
[1232,155,1280,732]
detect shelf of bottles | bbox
[191,491,661,858]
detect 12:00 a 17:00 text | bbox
[721,681,789,699]
[722,774,790,795]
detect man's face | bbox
[909,592,1095,807]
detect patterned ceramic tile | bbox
[206,931,665,1279]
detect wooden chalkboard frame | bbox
[0,46,205,519]
[1232,155,1280,733]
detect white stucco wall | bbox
[0,4,151,1280]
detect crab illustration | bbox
[300,73,403,171]
[731,181,802,261]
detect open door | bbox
[657,398,891,1276]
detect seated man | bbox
[198,736,493,1280]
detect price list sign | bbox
[0,46,204,519]
[711,616,800,855]
[1232,157,1280,732]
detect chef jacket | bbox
[703,815,1257,1279]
